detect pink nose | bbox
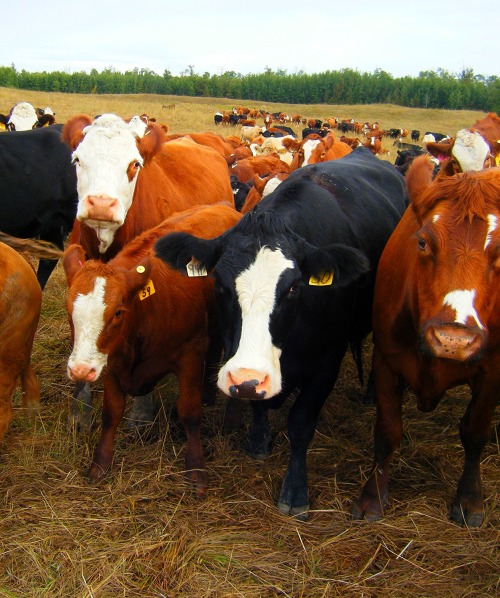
[226,368,270,399]
[83,194,120,221]
[68,364,97,383]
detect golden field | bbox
[0,87,498,598]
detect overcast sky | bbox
[2,1,497,80]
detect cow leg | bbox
[126,393,157,428]
[20,363,40,409]
[244,393,288,459]
[351,349,404,521]
[69,381,94,431]
[88,373,126,482]
[36,258,59,290]
[451,384,497,527]
[0,374,17,440]
[176,353,207,495]
[278,350,347,520]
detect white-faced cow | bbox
[0,124,78,288]
[61,113,235,429]
[154,147,407,519]
[64,203,241,491]
[352,155,500,527]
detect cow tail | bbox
[349,340,364,387]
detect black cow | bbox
[230,174,253,211]
[411,129,420,142]
[424,131,449,142]
[0,124,77,288]
[273,125,295,137]
[154,147,407,519]
[214,113,223,126]
[394,147,425,175]
[301,127,329,139]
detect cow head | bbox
[64,244,152,382]
[406,155,500,361]
[7,101,39,131]
[61,113,167,253]
[154,212,369,400]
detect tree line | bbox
[1,64,499,113]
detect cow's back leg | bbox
[0,374,17,439]
[452,382,498,527]
[352,347,404,521]
[20,363,40,409]
[126,393,157,429]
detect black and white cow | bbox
[0,124,77,288]
[154,147,407,518]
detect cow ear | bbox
[61,115,93,149]
[323,134,334,150]
[63,244,87,285]
[425,139,453,160]
[406,154,436,223]
[126,257,154,299]
[154,232,222,276]
[302,244,371,289]
[136,122,167,165]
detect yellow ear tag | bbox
[309,272,334,286]
[136,265,145,273]
[496,154,500,167]
[138,280,155,300]
[186,258,208,277]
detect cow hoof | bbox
[87,462,110,483]
[185,469,208,497]
[451,501,484,527]
[277,501,310,521]
[351,498,384,522]
[243,434,272,460]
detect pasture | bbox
[0,87,498,597]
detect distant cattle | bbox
[0,240,42,443]
[154,147,407,519]
[394,146,426,175]
[301,127,329,139]
[64,203,241,490]
[61,113,235,429]
[1,101,56,131]
[287,133,352,170]
[214,112,223,126]
[0,124,78,288]
[422,131,450,144]
[411,129,420,142]
[352,155,500,527]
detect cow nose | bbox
[68,364,98,383]
[228,370,268,399]
[83,194,120,220]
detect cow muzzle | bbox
[67,363,99,383]
[223,368,272,400]
[422,322,486,362]
[79,194,122,223]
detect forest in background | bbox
[1,64,499,113]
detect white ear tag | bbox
[186,258,208,277]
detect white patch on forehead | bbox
[485,214,497,250]
[69,277,108,376]
[302,139,320,165]
[262,177,283,197]
[433,214,440,223]
[443,289,484,330]
[452,129,489,172]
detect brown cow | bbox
[0,242,42,440]
[64,203,241,490]
[352,155,500,527]
[288,133,352,170]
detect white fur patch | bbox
[7,101,38,130]
[68,277,108,379]
[485,214,497,250]
[443,289,484,330]
[301,138,320,165]
[217,247,293,397]
[262,177,283,197]
[452,129,489,172]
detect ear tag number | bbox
[309,272,334,286]
[186,258,208,277]
[138,280,155,300]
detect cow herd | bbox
[0,105,499,529]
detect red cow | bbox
[0,241,42,440]
[353,155,500,527]
[288,133,352,170]
[240,171,289,214]
[63,203,241,490]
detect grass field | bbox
[0,87,498,598]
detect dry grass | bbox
[0,88,498,598]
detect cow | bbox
[64,203,241,491]
[470,111,500,163]
[301,127,329,139]
[352,155,500,527]
[0,241,42,442]
[61,113,235,429]
[4,101,55,130]
[423,132,450,144]
[394,147,426,175]
[288,133,352,170]
[214,112,223,126]
[240,171,289,214]
[425,129,491,174]
[0,124,78,288]
[411,129,420,142]
[154,147,407,519]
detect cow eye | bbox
[289,284,299,295]
[114,309,122,318]
[134,161,142,169]
[72,156,80,165]
[418,237,427,250]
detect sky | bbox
[2,0,497,80]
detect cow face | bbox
[155,216,369,400]
[62,114,166,253]
[7,101,39,131]
[406,156,500,361]
[64,245,151,382]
